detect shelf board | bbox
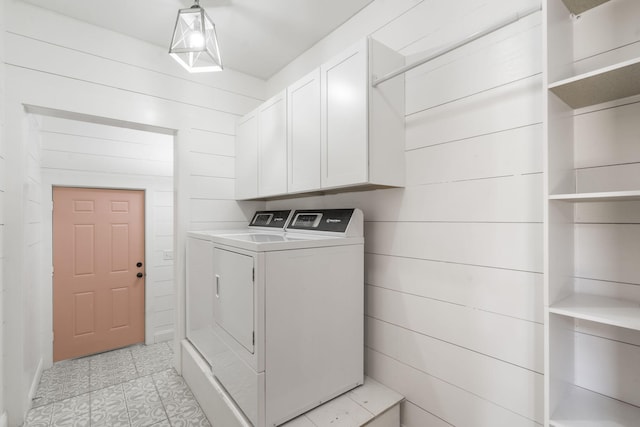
[548,57,640,108]
[549,190,640,202]
[560,0,610,15]
[549,294,640,331]
[551,384,640,427]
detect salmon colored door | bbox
[53,187,145,361]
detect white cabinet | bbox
[235,91,287,200]
[320,41,368,188]
[287,69,321,193]
[320,38,405,190]
[257,91,287,197]
[235,37,405,200]
[544,1,640,425]
[235,111,258,200]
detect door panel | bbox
[321,40,368,188]
[258,91,288,197]
[53,187,145,361]
[214,248,255,353]
[288,68,321,192]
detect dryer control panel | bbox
[249,210,291,229]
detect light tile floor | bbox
[23,342,211,427]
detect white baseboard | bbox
[28,357,45,403]
[0,411,8,427]
[154,329,174,343]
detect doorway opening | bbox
[30,109,176,364]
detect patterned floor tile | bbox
[131,343,174,376]
[26,342,210,427]
[90,384,130,427]
[50,395,90,426]
[123,376,167,427]
[168,405,211,427]
[152,369,197,418]
[23,403,53,427]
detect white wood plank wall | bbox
[267,0,544,425]
[186,128,263,231]
[38,116,176,344]
[0,0,6,421]
[2,2,265,423]
[23,114,45,398]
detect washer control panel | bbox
[288,209,356,233]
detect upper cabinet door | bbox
[258,91,288,197]
[321,39,368,189]
[287,69,321,193]
[235,110,259,200]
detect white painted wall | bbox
[266,0,544,426]
[0,0,6,423]
[23,113,45,409]
[2,0,265,424]
[36,115,175,351]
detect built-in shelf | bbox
[560,0,610,15]
[548,57,640,108]
[549,190,640,202]
[550,294,640,331]
[550,384,640,427]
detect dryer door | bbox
[213,248,255,353]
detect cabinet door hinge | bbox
[252,267,255,283]
[252,332,255,346]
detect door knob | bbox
[137,272,144,278]
[136,262,143,268]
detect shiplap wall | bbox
[23,114,45,405]
[0,0,6,423]
[186,127,263,232]
[267,0,544,425]
[37,115,176,344]
[2,1,265,424]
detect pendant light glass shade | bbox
[169,1,223,73]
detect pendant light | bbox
[169,0,223,73]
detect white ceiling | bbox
[19,0,374,80]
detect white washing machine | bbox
[186,209,364,427]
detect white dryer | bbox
[186,210,292,368]
[186,209,364,427]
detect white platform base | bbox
[181,340,252,427]
[181,340,403,427]
[281,377,402,427]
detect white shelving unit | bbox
[549,294,640,330]
[545,0,640,425]
[559,0,609,15]
[548,57,640,108]
[549,191,640,202]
